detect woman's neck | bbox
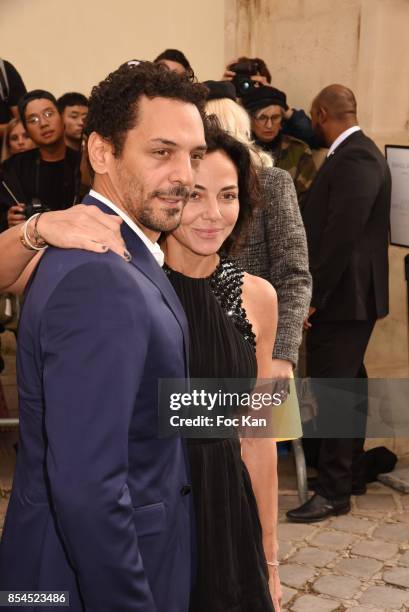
[162,235,220,278]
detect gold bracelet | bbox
[20,214,48,251]
[32,212,48,248]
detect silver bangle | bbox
[267,560,280,567]
[23,214,48,251]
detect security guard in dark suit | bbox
[287,84,391,522]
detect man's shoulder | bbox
[339,131,383,157]
[2,148,38,172]
[27,248,147,317]
[36,248,136,295]
[40,247,130,280]
[333,135,387,174]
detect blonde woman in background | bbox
[1,118,35,162]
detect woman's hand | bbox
[37,205,130,260]
[269,565,282,612]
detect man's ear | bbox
[87,132,113,175]
[317,106,328,124]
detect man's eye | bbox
[191,152,205,160]
[189,191,200,201]
[154,149,170,157]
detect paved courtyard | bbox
[1,331,409,611]
[278,458,409,612]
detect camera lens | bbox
[240,79,252,93]
[232,75,255,97]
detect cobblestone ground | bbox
[1,331,408,611]
[1,446,408,611]
[278,457,409,612]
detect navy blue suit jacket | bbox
[0,195,192,611]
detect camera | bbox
[25,198,50,219]
[229,60,259,96]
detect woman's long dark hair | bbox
[205,115,261,256]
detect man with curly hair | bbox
[0,62,207,611]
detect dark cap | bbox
[203,80,237,102]
[241,85,288,113]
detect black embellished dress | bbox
[165,259,274,612]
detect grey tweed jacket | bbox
[232,166,312,366]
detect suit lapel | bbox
[81,194,190,367]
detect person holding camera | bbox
[224,57,317,148]
[241,86,317,204]
[0,90,82,230]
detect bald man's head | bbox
[311,84,358,147]
[313,84,357,120]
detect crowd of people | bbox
[0,49,392,612]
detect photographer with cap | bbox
[0,90,82,230]
[224,57,317,148]
[241,86,317,204]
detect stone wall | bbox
[0,0,226,95]
[225,0,409,455]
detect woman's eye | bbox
[221,192,238,201]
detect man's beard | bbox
[117,165,190,233]
[313,124,327,149]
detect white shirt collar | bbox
[327,126,361,157]
[89,189,164,267]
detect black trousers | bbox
[304,319,376,500]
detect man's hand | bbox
[303,306,317,330]
[221,69,235,81]
[7,204,26,227]
[37,205,129,260]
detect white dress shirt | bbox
[89,189,165,267]
[327,125,361,157]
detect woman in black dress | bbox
[162,127,281,611]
